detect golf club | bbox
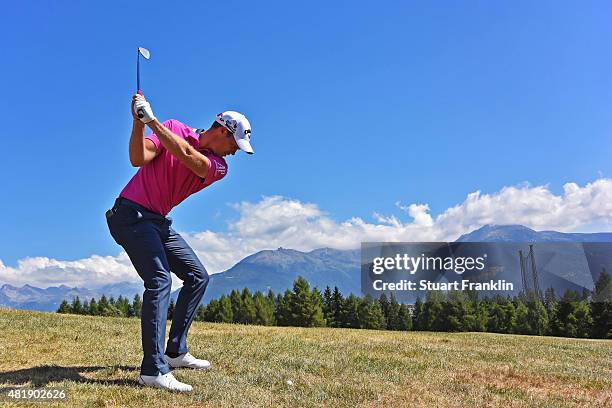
[136,47,150,119]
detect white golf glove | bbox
[134,95,156,124]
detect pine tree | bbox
[556,290,581,337]
[127,303,135,318]
[98,295,111,315]
[82,300,90,315]
[115,296,123,314]
[378,293,390,327]
[357,295,386,330]
[132,294,142,318]
[275,290,292,326]
[574,301,592,338]
[253,291,275,326]
[288,276,325,327]
[590,269,612,339]
[312,287,324,307]
[525,296,549,335]
[439,298,463,332]
[412,297,424,331]
[205,299,221,322]
[514,298,530,334]
[341,295,361,329]
[421,291,444,331]
[386,294,402,330]
[486,301,502,333]
[266,289,275,306]
[500,297,517,334]
[543,288,559,335]
[438,291,473,332]
[195,304,206,321]
[88,298,99,316]
[275,292,286,326]
[471,299,488,332]
[397,304,413,331]
[323,286,334,325]
[218,295,234,323]
[229,290,244,323]
[70,296,83,314]
[331,286,344,328]
[57,299,71,314]
[115,295,129,317]
[239,288,257,324]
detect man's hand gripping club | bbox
[132,93,156,124]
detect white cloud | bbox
[0,252,138,289]
[1,178,611,288]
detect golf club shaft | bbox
[136,47,150,117]
[137,48,141,93]
[137,49,143,117]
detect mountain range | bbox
[1,224,611,311]
[456,224,612,243]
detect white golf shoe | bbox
[164,352,211,370]
[137,372,193,392]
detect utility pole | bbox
[529,245,542,300]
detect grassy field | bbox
[0,308,610,407]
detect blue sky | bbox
[1,1,611,268]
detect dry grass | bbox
[0,308,610,407]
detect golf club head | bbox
[138,47,150,60]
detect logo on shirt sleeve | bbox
[214,161,227,179]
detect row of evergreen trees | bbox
[196,277,412,330]
[411,287,603,338]
[58,273,611,339]
[57,294,141,317]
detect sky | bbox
[1,1,611,287]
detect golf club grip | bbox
[136,90,144,118]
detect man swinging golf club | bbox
[106,91,253,392]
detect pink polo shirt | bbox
[119,119,228,216]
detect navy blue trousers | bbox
[106,197,209,376]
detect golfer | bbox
[106,94,253,392]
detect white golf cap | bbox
[215,111,253,154]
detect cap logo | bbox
[216,114,238,134]
[226,119,237,133]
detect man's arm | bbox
[129,95,159,167]
[131,93,211,177]
[129,120,158,167]
[145,119,211,178]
